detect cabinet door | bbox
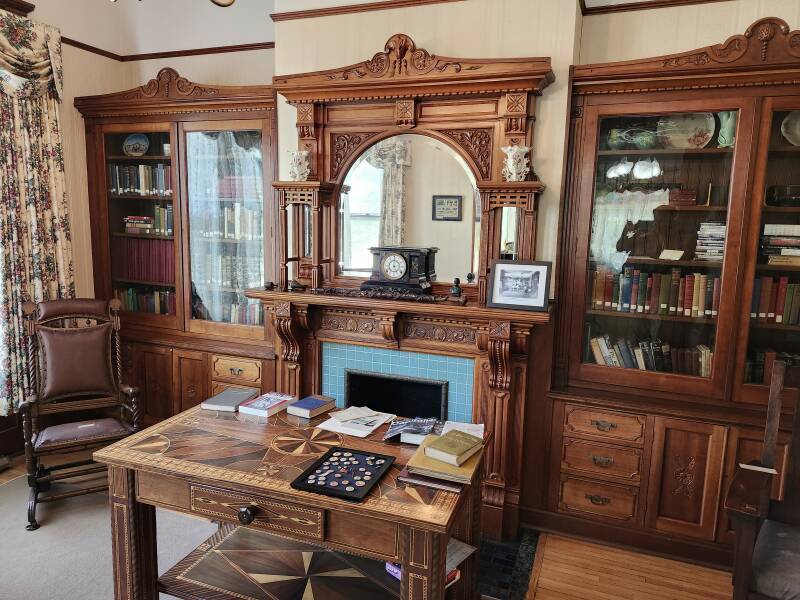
[138,344,174,424]
[645,417,726,540]
[173,350,209,413]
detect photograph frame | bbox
[487,259,551,311]
[431,195,463,221]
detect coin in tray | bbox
[290,447,395,502]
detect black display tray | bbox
[290,447,395,502]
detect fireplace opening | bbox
[344,370,448,420]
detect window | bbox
[340,160,383,274]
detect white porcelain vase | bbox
[501,145,531,182]
[288,150,311,181]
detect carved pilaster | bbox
[488,321,511,390]
[273,301,310,397]
[395,99,415,129]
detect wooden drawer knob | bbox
[238,505,258,525]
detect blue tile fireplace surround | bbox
[321,341,475,423]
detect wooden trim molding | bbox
[0,0,34,16]
[61,38,274,63]
[270,0,467,22]
[580,0,734,16]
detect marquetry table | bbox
[94,406,483,600]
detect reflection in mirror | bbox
[338,134,479,282]
[499,207,519,260]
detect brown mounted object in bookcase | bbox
[75,68,278,426]
[247,34,554,539]
[533,17,800,565]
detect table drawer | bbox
[212,355,262,386]
[558,477,638,522]
[190,484,324,541]
[564,405,646,445]
[561,438,642,483]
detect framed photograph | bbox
[431,195,462,221]
[487,260,551,311]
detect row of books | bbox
[588,334,713,376]
[193,255,264,289]
[113,287,175,315]
[108,163,172,197]
[745,351,800,385]
[201,389,336,419]
[112,238,175,284]
[589,267,720,319]
[215,301,264,326]
[762,223,800,266]
[695,222,726,262]
[123,206,173,236]
[750,277,800,324]
[193,203,264,241]
[217,175,263,199]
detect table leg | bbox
[400,526,448,600]
[108,466,158,600]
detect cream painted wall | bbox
[274,0,583,273]
[580,0,800,63]
[128,50,275,87]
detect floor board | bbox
[526,534,733,600]
[0,450,95,485]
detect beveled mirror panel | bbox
[338,134,480,282]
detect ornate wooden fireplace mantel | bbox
[248,34,555,538]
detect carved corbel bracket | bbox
[502,92,529,145]
[274,301,303,362]
[294,102,321,177]
[372,310,398,344]
[488,321,511,391]
[395,99,416,129]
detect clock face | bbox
[380,253,407,281]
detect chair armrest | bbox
[725,465,773,520]
[17,395,38,415]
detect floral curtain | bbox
[0,10,73,416]
[366,138,411,246]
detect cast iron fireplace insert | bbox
[344,370,448,420]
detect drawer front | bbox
[190,484,324,541]
[212,355,262,385]
[559,477,638,522]
[210,380,261,397]
[561,438,642,483]
[564,405,646,445]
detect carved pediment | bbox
[575,17,800,83]
[123,68,220,101]
[273,33,554,102]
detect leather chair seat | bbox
[33,417,133,451]
[752,519,800,600]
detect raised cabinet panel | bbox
[173,350,209,413]
[138,344,174,424]
[120,341,138,388]
[646,417,726,540]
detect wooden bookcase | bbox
[541,18,800,563]
[76,69,277,424]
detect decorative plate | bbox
[656,113,715,149]
[122,133,150,157]
[781,111,800,146]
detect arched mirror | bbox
[338,134,480,283]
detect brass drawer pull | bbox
[585,494,611,506]
[592,455,614,467]
[230,367,244,376]
[591,419,617,432]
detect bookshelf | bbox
[76,69,277,425]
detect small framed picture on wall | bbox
[487,260,551,311]
[431,195,462,221]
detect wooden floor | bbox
[0,450,94,485]
[526,534,733,600]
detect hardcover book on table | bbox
[287,394,336,418]
[238,392,297,417]
[200,387,259,412]
[424,429,483,466]
[407,435,482,484]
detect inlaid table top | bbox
[95,406,468,529]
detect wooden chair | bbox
[726,361,800,600]
[19,299,140,530]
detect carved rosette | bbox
[330,132,379,178]
[440,128,493,180]
[395,99,415,128]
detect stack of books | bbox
[762,224,800,266]
[406,430,484,485]
[751,276,800,324]
[695,222,726,261]
[123,216,153,234]
[589,267,720,319]
[287,394,336,418]
[385,537,475,588]
[239,392,297,417]
[315,406,394,438]
[587,334,713,377]
[668,188,697,206]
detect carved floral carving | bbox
[330,132,379,178]
[672,455,697,498]
[440,128,493,180]
[319,313,377,335]
[403,319,477,345]
[123,68,219,101]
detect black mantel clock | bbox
[361,246,438,293]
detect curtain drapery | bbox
[0,10,73,415]
[366,138,411,246]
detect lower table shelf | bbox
[158,524,400,600]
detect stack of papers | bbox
[315,406,395,438]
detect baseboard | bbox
[519,506,733,569]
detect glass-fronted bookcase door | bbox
[736,96,800,405]
[180,120,269,340]
[569,99,756,399]
[103,122,183,330]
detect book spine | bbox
[775,276,789,323]
[712,276,720,318]
[758,276,772,321]
[649,273,661,315]
[691,272,702,318]
[668,268,680,315]
[683,274,694,316]
[644,274,653,313]
[630,269,640,313]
